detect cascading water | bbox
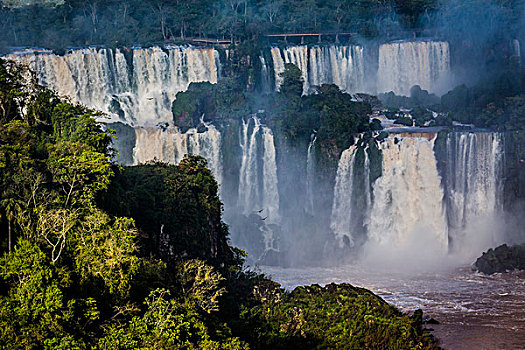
[262,127,280,224]
[238,116,280,224]
[9,46,220,125]
[269,47,286,89]
[444,132,503,249]
[329,139,375,250]
[269,45,366,94]
[235,116,281,256]
[330,145,358,246]
[363,145,372,223]
[11,43,505,265]
[512,39,521,57]
[132,119,223,185]
[377,41,450,96]
[305,134,317,215]
[367,135,448,250]
[259,56,273,92]
[329,131,504,262]
[238,117,262,216]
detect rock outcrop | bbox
[474,244,525,274]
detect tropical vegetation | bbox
[0,55,440,349]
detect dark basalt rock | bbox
[474,244,525,274]
[423,316,440,325]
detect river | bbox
[261,265,525,349]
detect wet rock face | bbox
[475,244,525,274]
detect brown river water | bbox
[261,265,525,350]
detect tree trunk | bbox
[8,219,11,252]
[244,0,247,26]
[123,4,128,23]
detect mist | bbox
[425,0,523,89]
[3,0,525,272]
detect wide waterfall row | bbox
[8,41,451,127]
[118,118,504,263]
[377,41,450,96]
[268,45,366,94]
[265,41,451,96]
[9,46,220,126]
[132,121,223,185]
[238,116,280,224]
[330,132,503,254]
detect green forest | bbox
[1,0,524,53]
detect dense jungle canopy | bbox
[1,0,524,53]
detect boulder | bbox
[474,244,525,274]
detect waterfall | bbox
[270,47,286,89]
[132,120,223,185]
[238,116,280,223]
[377,41,450,96]
[259,55,273,92]
[9,48,118,121]
[238,117,261,215]
[267,42,450,96]
[330,145,358,246]
[330,132,505,261]
[305,134,317,215]
[262,127,280,223]
[282,46,309,93]
[368,136,448,250]
[269,45,366,94]
[363,145,372,224]
[9,46,220,126]
[512,39,521,58]
[445,132,503,245]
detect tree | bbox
[0,58,26,123]
[313,84,372,150]
[102,155,236,270]
[172,82,215,130]
[147,0,173,40]
[176,259,226,313]
[0,240,93,348]
[217,1,243,42]
[279,63,303,97]
[214,77,248,117]
[0,54,253,350]
[47,141,113,208]
[0,196,23,252]
[98,288,248,350]
[504,95,525,130]
[0,120,34,252]
[35,208,77,264]
[75,210,139,300]
[50,102,113,155]
[262,0,282,24]
[333,0,349,32]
